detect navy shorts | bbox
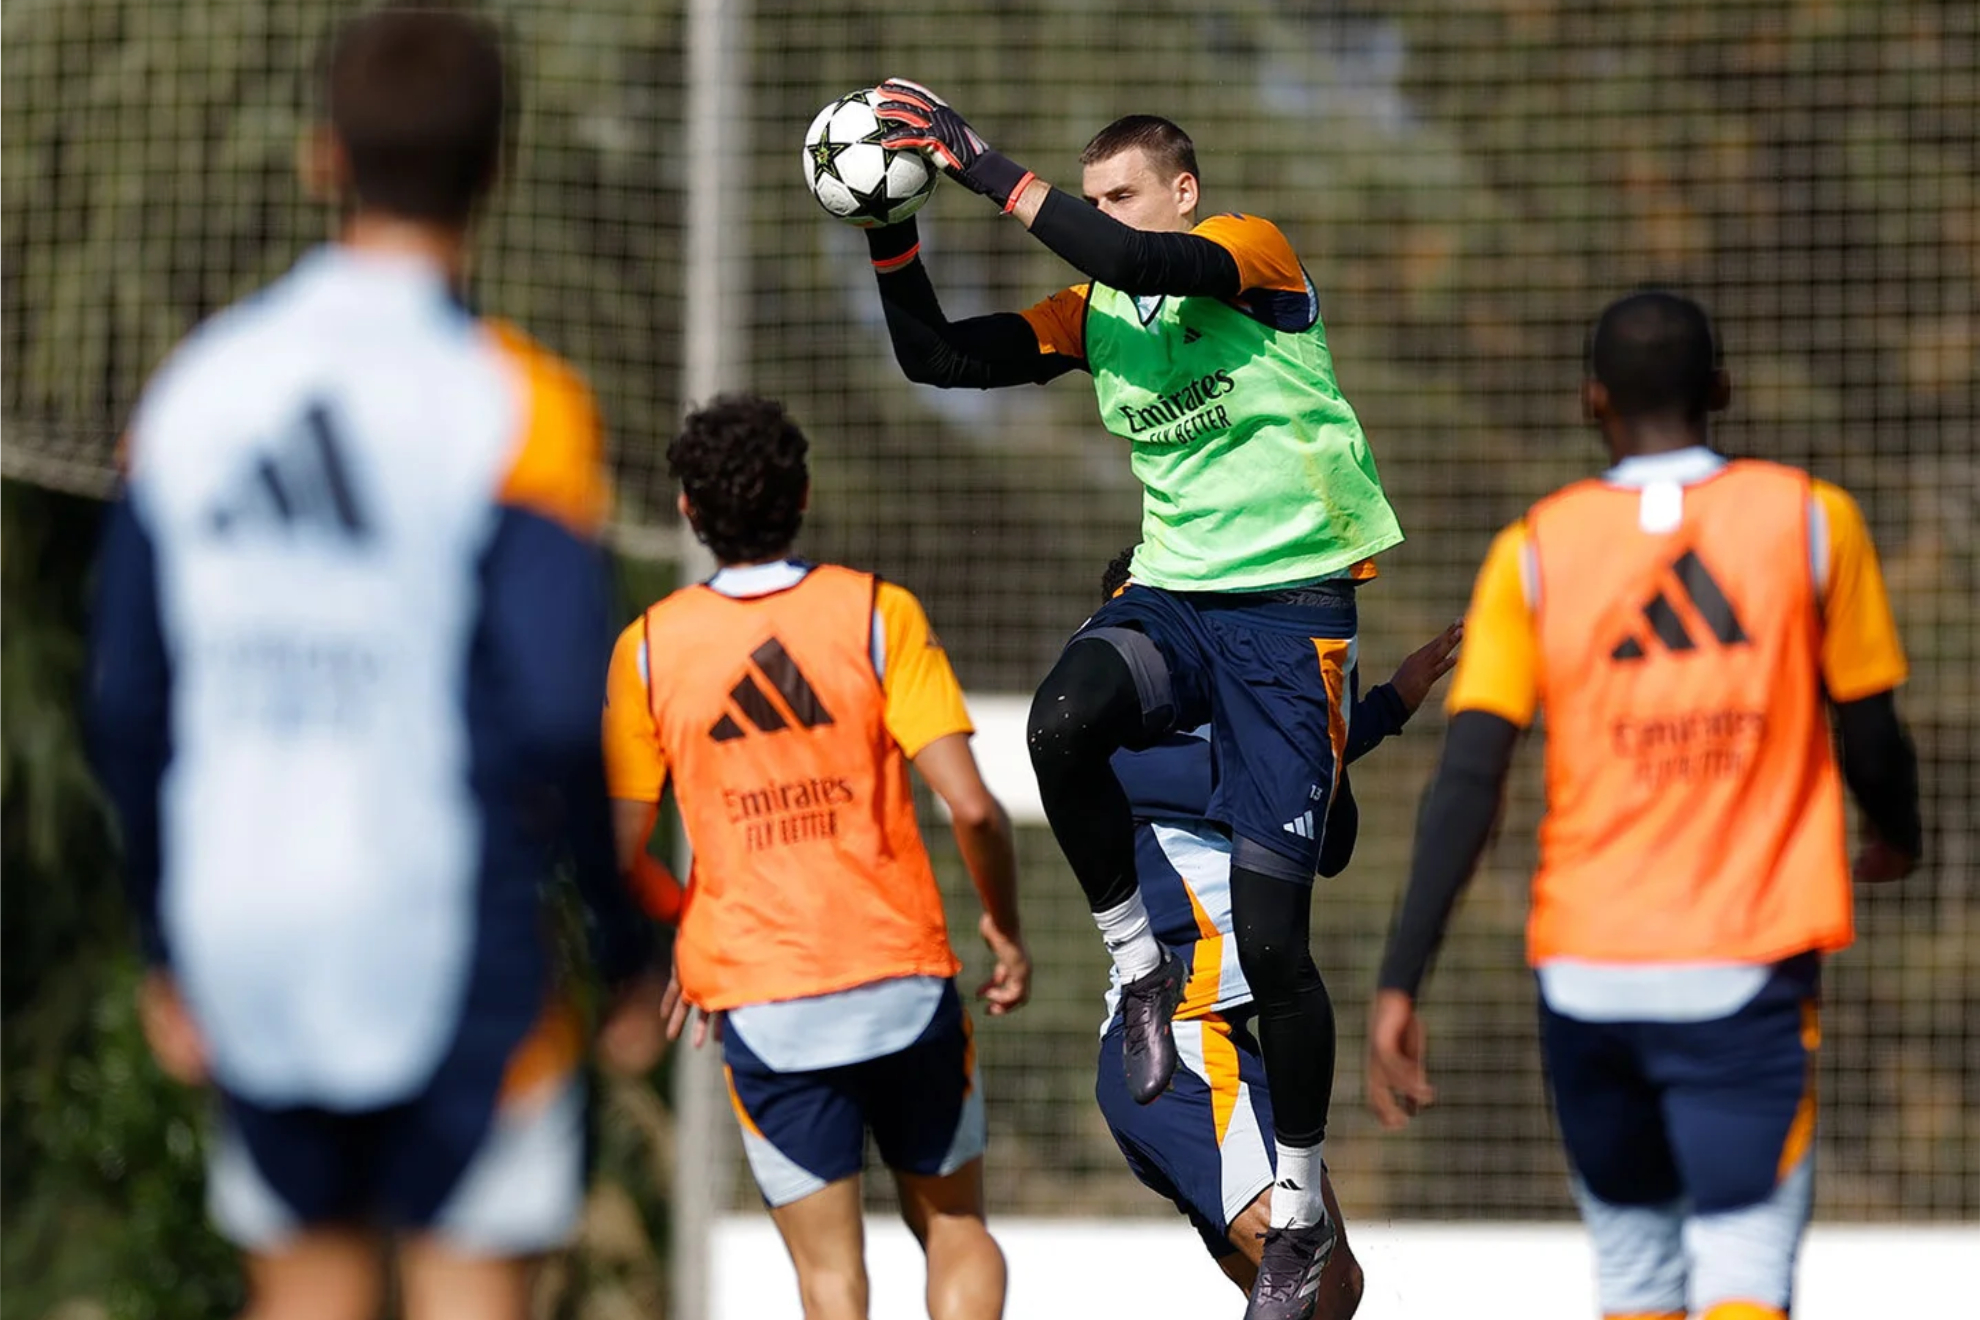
[1541,956,1820,1215]
[723,980,984,1207]
[210,1004,586,1253]
[1097,1008,1277,1258]
[1074,583,1359,883]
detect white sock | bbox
[1094,893,1163,981]
[1270,1141,1329,1229]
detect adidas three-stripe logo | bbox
[1610,550,1749,662]
[208,401,371,542]
[1282,809,1317,840]
[710,639,835,742]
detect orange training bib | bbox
[1525,461,1852,967]
[644,565,958,1010]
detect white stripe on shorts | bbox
[1572,1175,1688,1315]
[434,1075,587,1255]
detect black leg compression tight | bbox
[1026,639,1146,915]
[1232,868,1337,1147]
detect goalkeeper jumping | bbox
[863,80,1403,1318]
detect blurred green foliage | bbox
[2,483,245,1317]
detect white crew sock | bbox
[1269,1141,1329,1230]
[1094,893,1163,982]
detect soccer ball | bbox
[802,90,939,228]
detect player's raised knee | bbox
[1026,640,1137,765]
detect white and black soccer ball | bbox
[802,90,939,228]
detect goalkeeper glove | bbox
[873,79,1035,213]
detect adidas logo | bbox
[1182,326,1202,344]
[208,401,371,543]
[1610,550,1749,662]
[709,639,834,742]
[1282,810,1316,840]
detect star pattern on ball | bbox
[847,180,893,222]
[809,136,850,183]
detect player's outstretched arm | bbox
[874,78,1246,299]
[913,732,1031,1016]
[866,218,1079,389]
[1344,621,1465,765]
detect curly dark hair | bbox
[1100,545,1137,601]
[667,394,810,564]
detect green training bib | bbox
[1085,277,1403,591]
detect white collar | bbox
[707,559,808,599]
[305,243,452,291]
[1602,446,1725,489]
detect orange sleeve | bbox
[1446,523,1542,727]
[875,582,974,757]
[603,618,669,803]
[488,321,612,538]
[1812,480,1908,701]
[1190,213,1307,295]
[1018,284,1092,360]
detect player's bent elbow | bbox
[946,790,1005,835]
[897,349,962,389]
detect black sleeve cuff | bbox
[865,215,923,268]
[967,150,1033,210]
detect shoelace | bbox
[1252,1229,1329,1300]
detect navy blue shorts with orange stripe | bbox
[1542,954,1820,1214]
[1097,1007,1277,1257]
[1072,582,1358,883]
[722,980,985,1207]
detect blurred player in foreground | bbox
[1093,549,1460,1319]
[604,395,1029,1320]
[1369,291,1922,1320]
[86,11,664,1318]
[861,85,1403,1317]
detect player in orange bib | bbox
[603,395,1029,1320]
[1366,292,1921,1320]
